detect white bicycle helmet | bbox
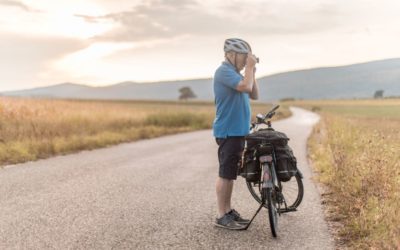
[224,38,251,54]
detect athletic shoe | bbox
[228,209,250,225]
[214,213,246,230]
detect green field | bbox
[290,99,400,249]
[287,99,400,118]
[0,97,289,166]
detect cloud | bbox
[87,0,216,42]
[73,0,345,43]
[74,14,101,24]
[0,32,89,88]
[0,0,41,12]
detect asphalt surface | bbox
[0,107,334,249]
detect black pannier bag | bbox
[245,129,289,149]
[244,129,297,182]
[238,150,260,182]
[274,145,297,182]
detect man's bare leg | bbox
[216,177,234,218]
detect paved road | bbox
[0,107,334,249]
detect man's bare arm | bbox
[236,53,258,93]
[250,78,259,100]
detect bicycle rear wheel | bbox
[262,187,278,237]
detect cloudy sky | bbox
[1,0,400,91]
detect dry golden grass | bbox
[0,97,289,166]
[303,99,400,249]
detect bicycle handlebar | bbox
[265,105,279,119]
[250,105,280,130]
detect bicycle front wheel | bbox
[246,171,303,209]
[279,171,304,209]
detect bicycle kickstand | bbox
[241,203,264,230]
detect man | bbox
[213,38,259,230]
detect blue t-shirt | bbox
[213,61,251,138]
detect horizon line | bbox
[1,56,399,92]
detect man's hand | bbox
[246,53,257,68]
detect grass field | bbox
[288,99,400,249]
[0,97,288,167]
[288,99,400,118]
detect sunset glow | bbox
[1,0,400,91]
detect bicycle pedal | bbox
[276,193,284,203]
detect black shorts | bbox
[215,136,245,180]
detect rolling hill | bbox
[2,58,400,101]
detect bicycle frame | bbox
[259,145,277,188]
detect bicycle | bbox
[238,105,304,237]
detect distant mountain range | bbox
[2,58,400,101]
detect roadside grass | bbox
[293,99,400,249]
[0,97,289,166]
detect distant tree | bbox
[374,90,384,99]
[280,97,296,102]
[179,87,196,101]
